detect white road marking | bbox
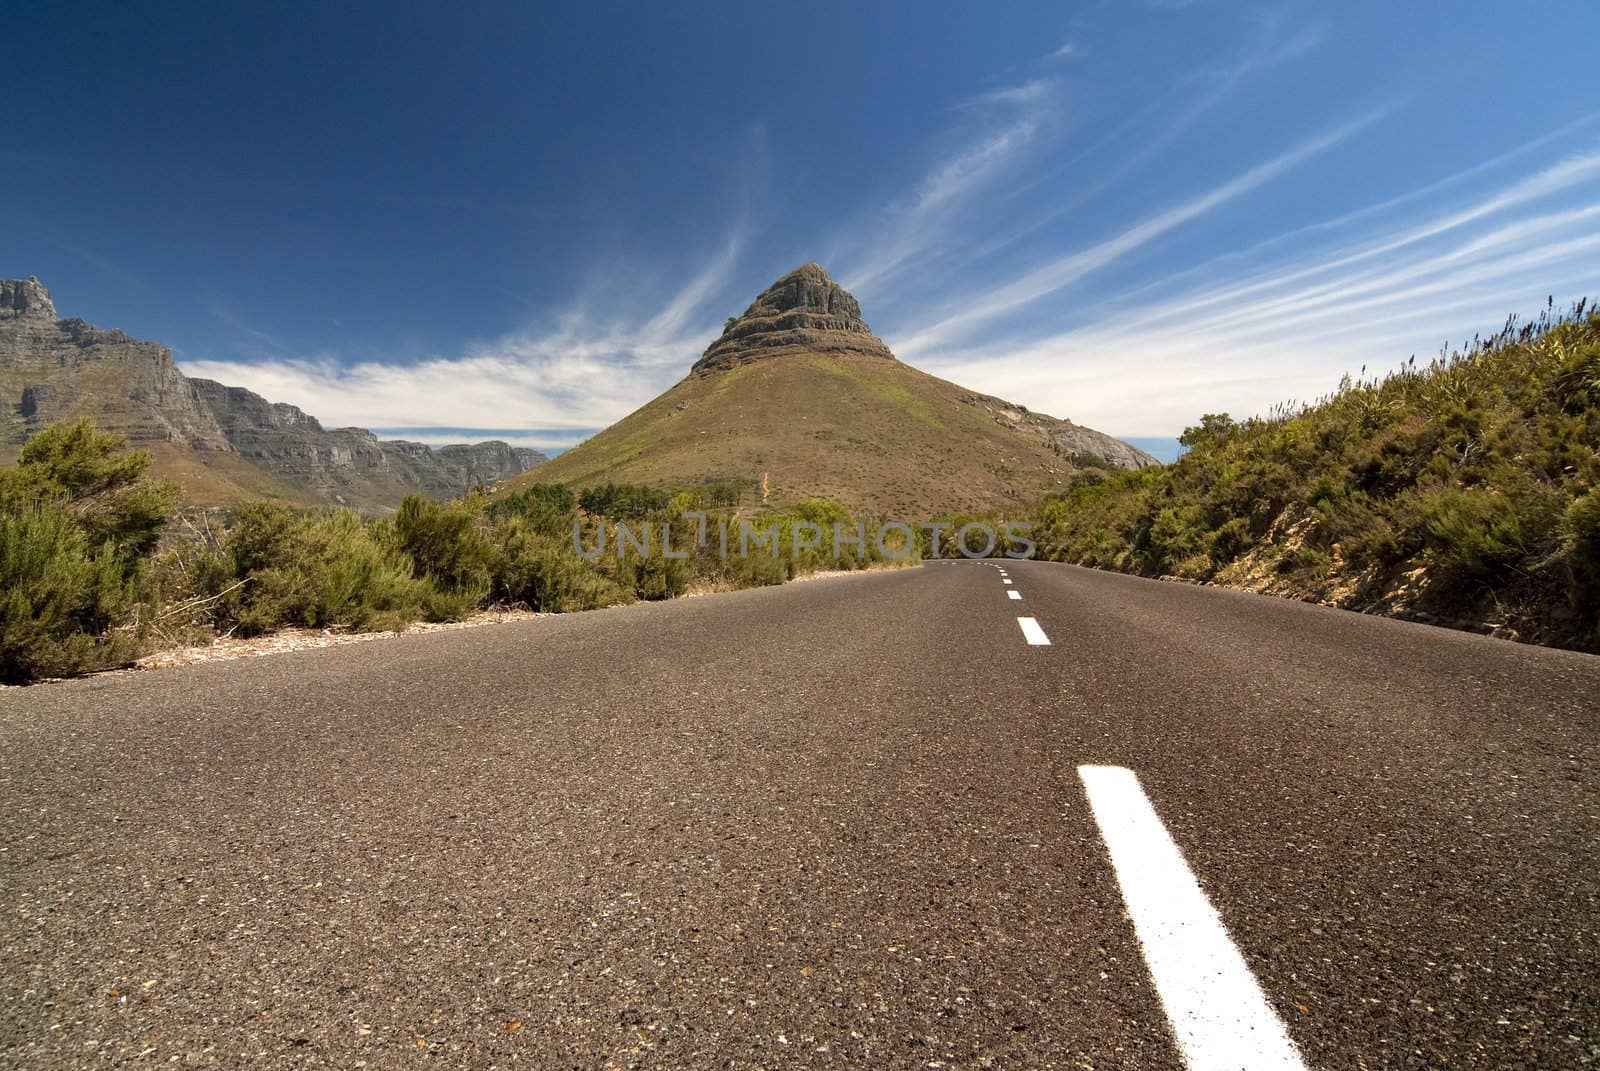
[1002,578,1013,585]
[1007,590,1022,600]
[1077,765,1307,1071]
[1016,617,1050,645]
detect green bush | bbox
[1024,304,1600,649]
[394,494,493,601]
[224,507,442,635]
[0,502,142,683]
[1142,505,1207,573]
[0,419,180,562]
[1419,487,1530,580]
[0,421,180,682]
[490,514,626,611]
[1559,491,1600,638]
[1275,544,1330,579]
[1207,516,1253,564]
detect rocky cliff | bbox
[186,380,546,503]
[693,263,896,373]
[1,279,547,506]
[1,277,235,453]
[1,277,56,319]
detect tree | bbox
[0,418,179,561]
[1178,413,1237,451]
[0,420,178,682]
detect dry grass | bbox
[510,353,1083,517]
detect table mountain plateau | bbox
[0,277,546,507]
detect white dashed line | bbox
[1077,765,1307,1071]
[1002,578,1013,585]
[1007,590,1021,600]
[1016,617,1050,645]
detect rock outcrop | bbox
[190,378,547,501]
[0,277,56,319]
[2,279,547,504]
[693,263,895,373]
[1044,421,1159,469]
[964,394,1160,469]
[0,285,235,453]
[435,441,549,486]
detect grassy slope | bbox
[509,354,1080,517]
[1034,307,1600,650]
[0,440,309,508]
[136,443,311,507]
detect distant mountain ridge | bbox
[513,263,1157,516]
[0,277,546,507]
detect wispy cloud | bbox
[161,24,1600,459]
[961,78,1055,108]
[912,135,1600,436]
[841,113,1046,294]
[973,18,1328,260]
[892,111,1382,358]
[181,233,749,444]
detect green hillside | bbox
[509,352,1090,518]
[1031,303,1600,650]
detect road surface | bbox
[3,560,1597,1068]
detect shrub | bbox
[1275,544,1330,578]
[1560,491,1600,635]
[1023,303,1600,649]
[1207,517,1253,564]
[393,494,492,601]
[0,419,179,562]
[1419,487,1529,580]
[224,508,441,635]
[490,515,626,611]
[0,420,180,682]
[1142,505,1207,573]
[0,502,140,682]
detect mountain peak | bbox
[693,262,895,373]
[0,277,56,320]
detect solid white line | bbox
[1077,766,1307,1071]
[1007,590,1022,600]
[1016,617,1050,645]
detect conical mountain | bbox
[510,264,1156,517]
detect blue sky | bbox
[5,1,1599,460]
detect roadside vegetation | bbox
[1030,301,1600,650]
[0,421,905,683]
[7,301,1596,680]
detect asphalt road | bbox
[3,560,1597,1069]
